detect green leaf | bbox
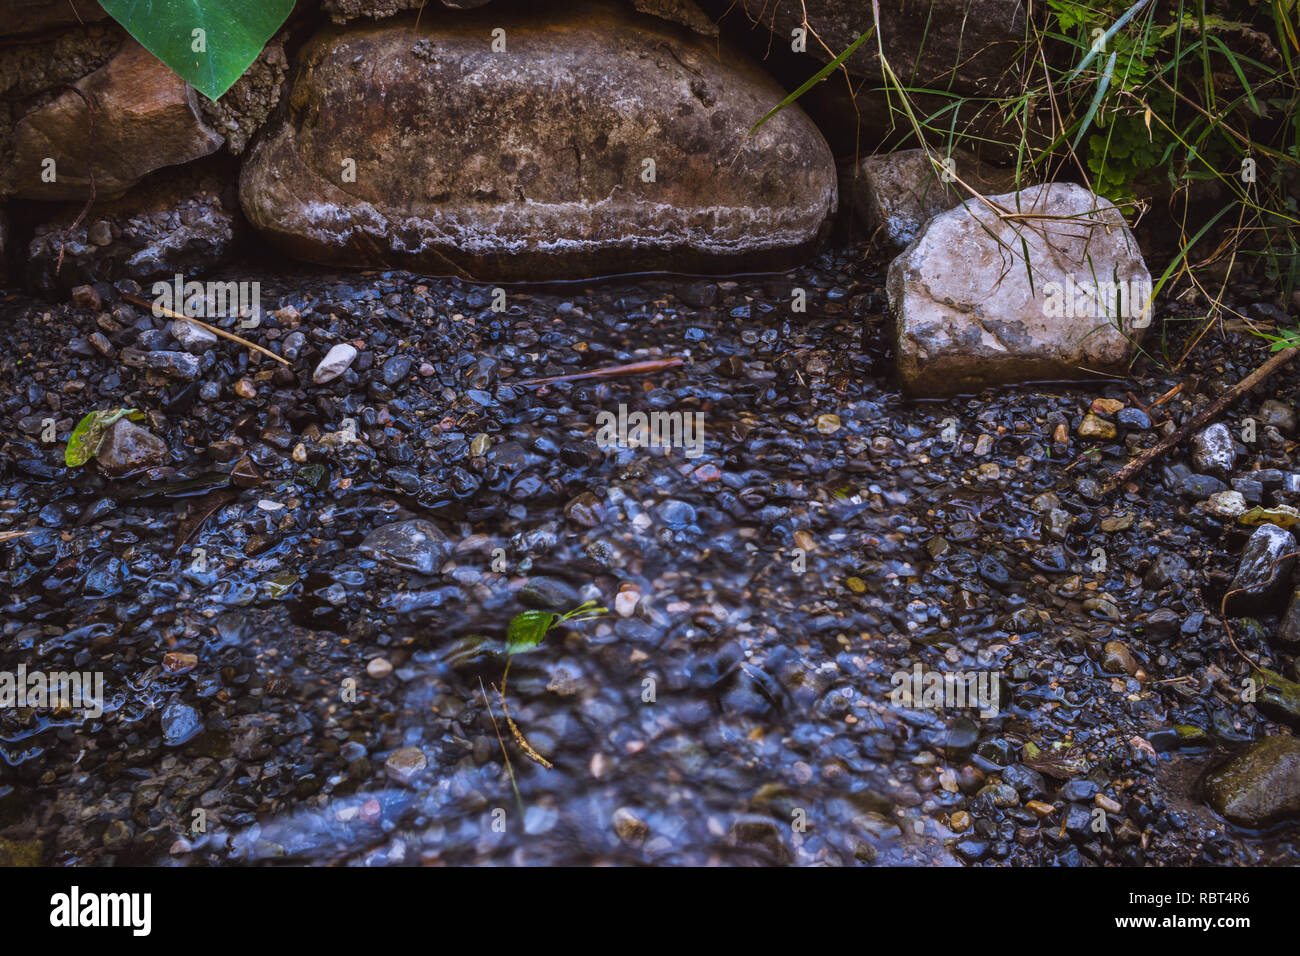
[97,0,295,101]
[65,407,140,467]
[505,611,557,656]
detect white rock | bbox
[313,343,358,384]
[1197,490,1247,518]
[169,318,217,354]
[887,183,1151,396]
[1191,423,1237,477]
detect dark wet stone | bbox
[1204,737,1300,828]
[359,519,452,575]
[1276,590,1300,649]
[1143,553,1189,589]
[1226,524,1296,615]
[520,576,581,610]
[94,419,167,475]
[381,354,413,386]
[161,699,202,747]
[1116,407,1151,430]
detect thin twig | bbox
[518,357,683,387]
[120,292,290,366]
[479,677,525,817]
[1102,347,1298,492]
[497,658,552,769]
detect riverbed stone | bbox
[93,418,168,475]
[886,183,1151,396]
[1191,423,1237,477]
[313,344,358,384]
[239,3,837,280]
[1226,523,1296,615]
[6,38,222,200]
[1204,736,1300,828]
[360,519,452,575]
[854,148,1019,248]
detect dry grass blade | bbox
[518,357,684,387]
[0,530,32,543]
[120,292,290,366]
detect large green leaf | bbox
[97,0,295,100]
[505,611,557,656]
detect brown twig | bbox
[518,357,684,387]
[120,292,290,366]
[496,658,552,770]
[479,677,525,816]
[1102,348,1298,492]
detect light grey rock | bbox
[169,318,218,354]
[854,148,1019,248]
[887,183,1151,396]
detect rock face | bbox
[886,183,1151,396]
[3,0,109,37]
[239,3,837,280]
[6,39,223,200]
[731,0,1040,159]
[197,37,291,156]
[737,0,1026,86]
[854,148,1020,248]
[26,159,237,292]
[1204,736,1300,828]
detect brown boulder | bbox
[239,3,836,280]
[7,38,223,200]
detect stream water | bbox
[1,238,1297,866]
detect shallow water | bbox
[1,241,1298,865]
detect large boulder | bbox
[239,2,837,280]
[5,38,223,200]
[1204,736,1300,828]
[2,0,109,38]
[887,182,1151,396]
